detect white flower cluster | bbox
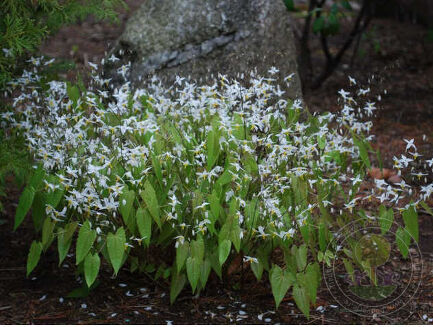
[2,59,432,250]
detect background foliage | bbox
[0,0,126,88]
[0,0,126,214]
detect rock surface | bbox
[106,0,302,99]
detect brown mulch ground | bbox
[1,3,433,324]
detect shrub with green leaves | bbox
[3,59,432,318]
[0,0,126,88]
[0,129,32,213]
[284,0,373,89]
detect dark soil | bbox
[1,3,433,324]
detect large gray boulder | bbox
[106,0,302,99]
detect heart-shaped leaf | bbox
[120,188,135,225]
[218,239,231,265]
[200,258,211,287]
[58,222,77,265]
[136,207,151,246]
[295,244,308,271]
[84,252,100,287]
[402,205,418,243]
[191,238,204,262]
[107,227,126,275]
[270,265,293,308]
[293,283,310,318]
[27,241,42,276]
[76,220,96,264]
[141,181,161,228]
[170,272,186,304]
[14,186,35,231]
[176,241,189,272]
[41,217,56,251]
[186,257,200,293]
[396,227,411,258]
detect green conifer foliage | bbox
[0,0,126,88]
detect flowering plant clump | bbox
[2,58,432,318]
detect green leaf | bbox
[246,198,259,229]
[233,114,246,140]
[402,205,418,243]
[251,259,264,280]
[46,186,64,209]
[176,241,189,272]
[107,227,126,275]
[209,251,222,279]
[396,227,411,259]
[218,239,231,265]
[84,252,100,287]
[293,283,310,318]
[141,180,161,228]
[67,84,80,104]
[219,217,241,252]
[216,169,232,186]
[209,190,221,222]
[186,257,200,293]
[14,186,35,231]
[270,265,293,308]
[170,272,186,304]
[136,207,151,246]
[379,205,394,234]
[244,153,258,176]
[220,222,232,250]
[258,245,271,272]
[151,154,163,183]
[165,122,183,145]
[206,128,220,170]
[31,192,46,232]
[28,164,45,190]
[191,238,204,262]
[200,258,212,287]
[318,223,327,252]
[420,201,433,217]
[41,218,55,251]
[317,135,326,150]
[76,220,97,265]
[57,222,77,265]
[120,188,136,227]
[27,241,43,277]
[295,244,308,271]
[352,133,371,168]
[305,264,320,304]
[232,224,242,252]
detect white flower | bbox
[268,67,279,75]
[2,48,13,57]
[174,236,185,248]
[243,256,258,264]
[403,138,416,152]
[108,54,120,63]
[88,62,98,70]
[194,202,209,210]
